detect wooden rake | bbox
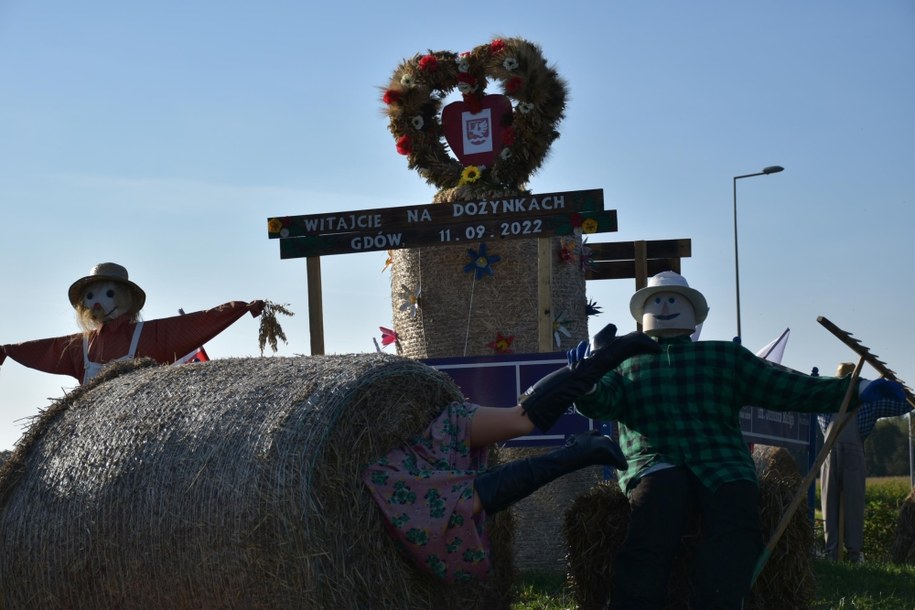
[750,316,914,586]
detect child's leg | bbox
[468,404,534,449]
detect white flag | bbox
[756,328,790,364]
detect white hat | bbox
[629,271,709,324]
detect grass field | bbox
[511,560,915,609]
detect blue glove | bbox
[567,340,590,365]
[859,378,906,403]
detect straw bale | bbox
[563,446,814,610]
[746,446,815,610]
[562,480,629,610]
[0,353,515,609]
[891,487,915,564]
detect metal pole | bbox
[733,176,742,340]
[731,166,784,340]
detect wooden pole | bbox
[537,237,553,352]
[306,256,325,355]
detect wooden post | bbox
[306,256,325,355]
[634,240,648,331]
[537,238,553,352]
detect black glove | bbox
[521,328,660,432]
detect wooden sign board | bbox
[268,188,604,240]
[279,210,617,259]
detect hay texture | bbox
[0,354,515,609]
[746,446,815,610]
[390,236,587,359]
[891,487,915,564]
[562,446,814,610]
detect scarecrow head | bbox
[629,271,709,338]
[69,262,146,332]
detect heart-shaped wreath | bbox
[382,37,567,200]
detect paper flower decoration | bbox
[463,243,500,279]
[379,326,399,347]
[486,332,515,354]
[382,250,394,273]
[399,284,421,317]
[559,237,576,264]
[552,312,572,348]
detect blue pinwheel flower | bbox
[463,243,501,279]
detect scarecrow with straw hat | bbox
[548,270,910,609]
[0,262,284,385]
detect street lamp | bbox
[733,165,784,340]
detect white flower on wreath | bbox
[411,115,424,130]
[400,73,416,88]
[518,101,535,114]
[457,81,478,94]
[500,148,512,160]
[399,284,422,318]
[456,53,471,72]
[502,57,519,71]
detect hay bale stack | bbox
[563,446,814,610]
[891,487,915,564]
[747,445,815,610]
[562,480,696,610]
[562,480,629,610]
[0,354,515,610]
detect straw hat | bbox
[68,262,146,311]
[629,271,709,324]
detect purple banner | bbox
[425,352,811,452]
[423,352,597,446]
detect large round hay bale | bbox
[891,487,915,564]
[0,354,515,609]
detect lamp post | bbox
[733,165,784,340]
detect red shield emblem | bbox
[442,94,512,167]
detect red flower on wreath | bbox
[506,76,523,94]
[418,54,438,72]
[382,89,401,105]
[486,332,514,354]
[490,39,506,54]
[502,126,516,147]
[396,134,412,155]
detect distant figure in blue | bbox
[819,361,913,564]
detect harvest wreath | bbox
[383,37,567,197]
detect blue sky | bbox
[1,1,913,450]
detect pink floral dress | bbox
[362,402,492,582]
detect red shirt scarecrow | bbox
[0,262,264,384]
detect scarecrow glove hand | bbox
[859,378,906,403]
[249,300,266,317]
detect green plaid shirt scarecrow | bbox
[575,335,854,493]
